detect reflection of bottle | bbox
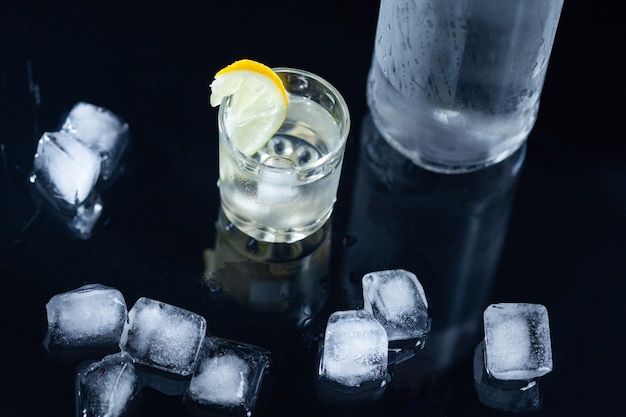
[202,207,331,350]
[337,114,525,396]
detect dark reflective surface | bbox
[472,343,543,413]
[201,208,331,357]
[1,1,624,416]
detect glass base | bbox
[220,202,333,244]
[385,135,526,174]
[365,112,528,174]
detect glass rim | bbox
[218,67,350,174]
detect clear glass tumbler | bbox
[218,68,350,243]
[367,0,564,173]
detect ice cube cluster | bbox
[29,102,131,239]
[316,269,431,403]
[44,284,270,417]
[473,302,553,412]
[43,278,555,413]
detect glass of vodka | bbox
[218,68,350,243]
[367,0,564,173]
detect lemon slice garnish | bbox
[210,59,288,156]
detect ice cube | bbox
[31,131,101,210]
[186,337,270,414]
[120,297,206,376]
[362,269,430,342]
[320,310,388,387]
[61,101,130,181]
[257,157,299,204]
[483,303,553,381]
[44,283,127,352]
[76,352,139,417]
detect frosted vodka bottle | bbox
[367,0,564,173]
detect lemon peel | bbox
[210,59,288,156]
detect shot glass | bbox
[218,67,350,243]
[367,0,564,173]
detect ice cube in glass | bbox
[120,297,206,376]
[483,303,553,381]
[44,283,127,352]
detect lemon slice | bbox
[210,59,288,156]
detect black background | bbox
[1,1,624,416]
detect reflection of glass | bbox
[202,207,331,347]
[367,0,563,173]
[337,114,525,396]
[218,68,350,243]
[28,102,130,239]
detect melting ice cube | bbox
[76,352,139,417]
[44,283,127,352]
[483,303,553,381]
[120,297,206,376]
[31,131,101,209]
[362,269,430,342]
[186,337,270,414]
[61,101,130,181]
[29,102,131,238]
[320,310,388,387]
